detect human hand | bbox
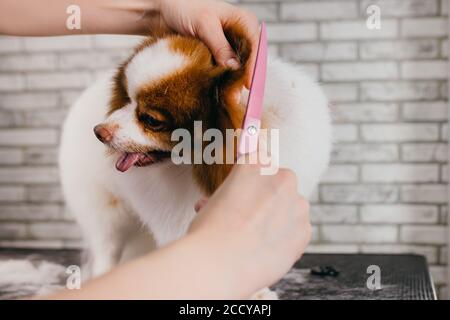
[157,0,260,88]
[187,156,312,298]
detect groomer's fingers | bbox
[235,14,260,89]
[196,16,240,70]
[221,10,260,88]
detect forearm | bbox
[43,234,243,300]
[0,0,162,36]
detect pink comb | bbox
[237,22,268,157]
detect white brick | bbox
[0,110,24,127]
[25,147,58,165]
[0,92,59,110]
[0,204,60,221]
[441,247,448,265]
[441,164,448,182]
[239,3,278,22]
[361,205,439,223]
[333,124,358,142]
[0,54,58,72]
[439,164,447,183]
[400,225,447,244]
[0,167,59,183]
[361,81,440,101]
[281,42,357,62]
[61,205,76,220]
[306,244,359,254]
[321,165,359,183]
[281,1,358,20]
[94,35,143,49]
[362,164,439,182]
[0,129,58,146]
[441,123,448,141]
[331,143,398,163]
[26,72,92,90]
[0,74,25,92]
[322,225,397,243]
[441,206,448,224]
[323,62,398,81]
[0,239,64,249]
[24,35,92,51]
[0,148,23,164]
[360,39,439,60]
[321,185,398,203]
[0,36,23,52]
[430,266,448,285]
[0,223,27,239]
[24,109,68,127]
[296,63,319,80]
[361,0,439,17]
[311,205,358,223]
[401,18,448,37]
[323,84,358,102]
[438,286,448,300]
[401,61,448,80]
[401,184,448,203]
[402,101,448,121]
[361,124,439,142]
[60,90,84,107]
[268,44,279,58]
[62,239,83,249]
[333,103,398,122]
[320,20,398,40]
[26,185,63,203]
[442,82,448,99]
[267,23,317,42]
[360,244,438,264]
[28,222,81,240]
[310,225,320,243]
[442,39,448,57]
[58,51,129,70]
[0,186,26,202]
[309,190,319,203]
[402,143,447,162]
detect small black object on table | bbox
[273,253,436,300]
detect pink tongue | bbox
[116,153,140,172]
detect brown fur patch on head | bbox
[107,22,253,195]
[190,22,253,194]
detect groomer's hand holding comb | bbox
[189,154,312,298]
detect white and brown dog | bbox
[59,24,332,298]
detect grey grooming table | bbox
[273,253,436,300]
[0,249,436,300]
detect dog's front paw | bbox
[250,287,278,300]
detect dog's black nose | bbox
[94,124,113,143]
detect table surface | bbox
[0,249,436,300]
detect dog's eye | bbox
[140,114,164,130]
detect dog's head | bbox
[94,24,252,194]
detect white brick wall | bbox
[0,0,448,297]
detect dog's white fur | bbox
[59,41,332,289]
[126,39,187,97]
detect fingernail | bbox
[226,58,240,70]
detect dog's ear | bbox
[214,22,253,129]
[192,24,254,195]
[192,23,255,195]
[222,22,253,85]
